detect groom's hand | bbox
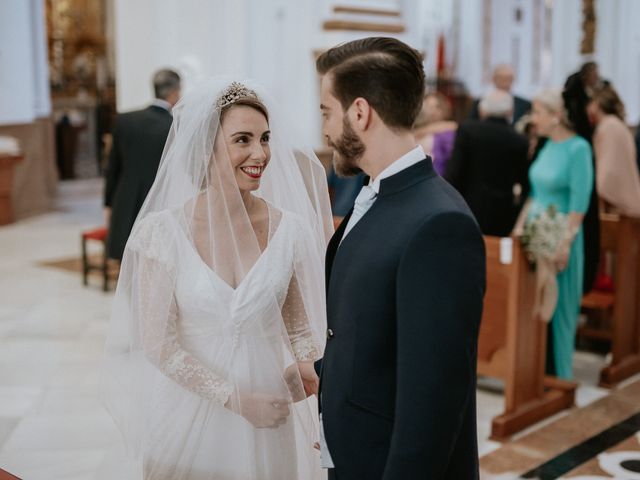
[284,362,319,401]
[297,361,319,396]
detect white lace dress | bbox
[126,207,322,480]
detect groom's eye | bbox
[261,135,270,143]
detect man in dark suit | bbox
[104,69,180,260]
[312,37,486,479]
[469,64,531,125]
[445,89,530,237]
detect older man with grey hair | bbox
[445,88,530,236]
[479,89,514,120]
[104,68,181,260]
[469,64,532,124]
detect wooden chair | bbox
[81,226,112,292]
[0,153,23,225]
[478,236,576,440]
[579,214,640,387]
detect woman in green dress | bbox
[514,89,594,380]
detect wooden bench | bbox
[478,236,576,440]
[0,468,21,479]
[579,214,640,387]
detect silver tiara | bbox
[215,82,259,109]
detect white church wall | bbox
[594,0,640,125]
[113,0,327,147]
[113,0,248,112]
[0,0,50,125]
[112,0,640,151]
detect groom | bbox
[313,37,486,479]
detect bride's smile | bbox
[239,164,265,179]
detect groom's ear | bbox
[350,97,372,132]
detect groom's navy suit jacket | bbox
[316,158,486,479]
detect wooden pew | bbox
[0,468,21,479]
[478,236,576,440]
[579,214,640,387]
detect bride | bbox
[102,79,333,479]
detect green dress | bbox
[528,136,593,379]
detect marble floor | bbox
[0,179,634,479]
[482,378,640,479]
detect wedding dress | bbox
[101,79,332,480]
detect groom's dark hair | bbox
[316,37,425,130]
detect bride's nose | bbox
[250,142,268,162]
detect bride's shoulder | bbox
[126,209,179,261]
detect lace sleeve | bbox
[135,231,233,406]
[282,273,321,362]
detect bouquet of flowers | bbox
[520,204,567,269]
[520,204,567,322]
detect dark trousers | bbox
[328,469,337,480]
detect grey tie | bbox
[341,185,377,241]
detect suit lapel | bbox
[325,210,352,291]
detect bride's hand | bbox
[224,391,290,429]
[284,364,306,402]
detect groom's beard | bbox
[329,115,365,177]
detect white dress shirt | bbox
[341,145,427,241]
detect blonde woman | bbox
[514,89,593,379]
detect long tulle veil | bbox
[100,77,333,479]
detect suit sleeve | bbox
[104,116,123,208]
[382,211,486,479]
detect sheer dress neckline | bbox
[177,203,287,292]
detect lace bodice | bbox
[127,208,321,407]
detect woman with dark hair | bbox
[588,86,640,217]
[563,62,604,293]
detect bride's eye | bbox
[236,136,249,144]
[261,135,270,143]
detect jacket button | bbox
[327,328,334,339]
